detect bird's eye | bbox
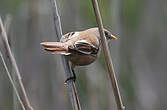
[104,31,108,37]
[71,32,75,36]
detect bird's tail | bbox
[40,42,69,54]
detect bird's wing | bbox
[60,32,79,42]
[68,40,99,55]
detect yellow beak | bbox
[110,34,118,39]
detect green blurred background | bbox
[0,0,166,110]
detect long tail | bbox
[40,42,68,54]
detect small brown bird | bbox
[41,27,117,82]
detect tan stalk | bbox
[91,0,125,110]
[0,17,33,110]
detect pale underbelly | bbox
[65,54,97,66]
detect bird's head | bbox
[88,27,118,40]
[103,29,118,40]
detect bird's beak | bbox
[109,34,118,40]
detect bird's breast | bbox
[65,54,98,66]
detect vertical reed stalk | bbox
[0,52,25,110]
[49,0,81,110]
[91,0,125,110]
[0,17,33,110]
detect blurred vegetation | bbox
[0,0,167,110]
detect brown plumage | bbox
[41,27,117,82]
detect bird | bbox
[40,27,117,82]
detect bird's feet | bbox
[65,76,76,84]
[65,64,76,84]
